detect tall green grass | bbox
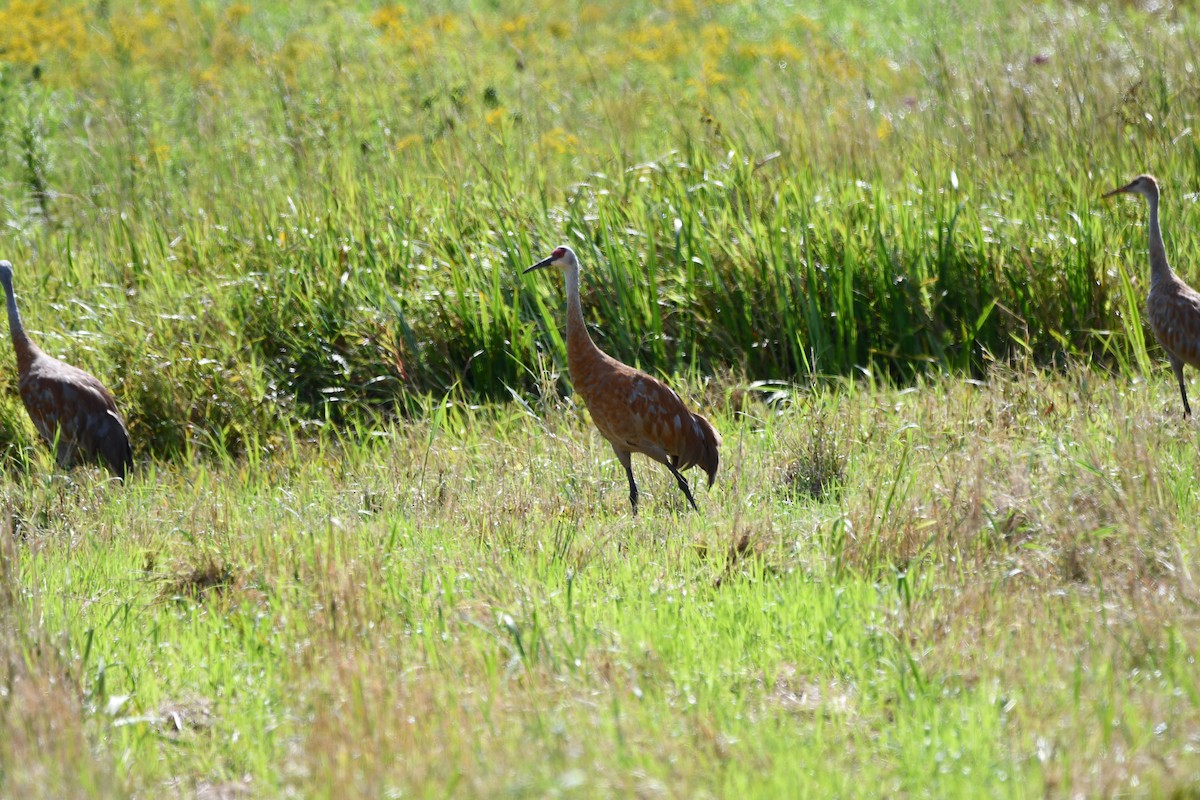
[0,0,1194,462]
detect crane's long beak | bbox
[1102,182,1133,199]
[523,255,555,274]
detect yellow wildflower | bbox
[501,15,532,35]
[370,5,407,32]
[876,116,893,140]
[668,0,697,17]
[395,134,422,151]
[0,0,88,66]
[540,127,579,155]
[700,23,731,60]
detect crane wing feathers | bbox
[577,367,719,482]
[1149,285,1200,368]
[18,353,130,478]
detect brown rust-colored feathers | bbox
[571,353,721,481]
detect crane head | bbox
[0,260,11,283]
[1103,174,1160,200]
[524,246,577,274]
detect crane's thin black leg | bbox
[614,447,638,515]
[667,463,699,511]
[54,441,73,470]
[625,464,639,516]
[1172,359,1192,418]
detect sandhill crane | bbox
[0,260,133,480]
[1104,174,1200,417]
[524,245,720,514]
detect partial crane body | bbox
[1104,175,1200,417]
[0,260,133,480]
[525,246,720,514]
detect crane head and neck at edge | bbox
[1104,174,1173,286]
[0,260,27,337]
[524,245,600,362]
[0,260,38,374]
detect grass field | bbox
[3,0,1200,796]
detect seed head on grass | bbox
[780,409,847,503]
[155,553,234,602]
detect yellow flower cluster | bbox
[0,0,87,66]
[369,5,408,35]
[500,14,533,35]
[370,6,467,65]
[539,127,580,155]
[0,0,253,87]
[626,20,688,66]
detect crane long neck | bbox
[1,274,37,375]
[563,263,602,370]
[1147,191,1173,286]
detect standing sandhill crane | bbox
[524,246,720,514]
[1104,174,1200,417]
[0,260,133,480]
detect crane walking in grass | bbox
[1104,174,1200,417]
[0,260,133,480]
[524,245,720,514]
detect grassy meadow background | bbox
[2,0,1200,796]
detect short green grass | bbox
[4,367,1200,797]
[2,0,1200,796]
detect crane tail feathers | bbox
[98,409,133,481]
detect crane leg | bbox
[613,446,638,515]
[1172,357,1192,418]
[54,440,75,470]
[666,463,699,512]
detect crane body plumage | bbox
[526,246,720,514]
[1105,175,1200,417]
[0,260,132,480]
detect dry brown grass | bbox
[0,517,118,799]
